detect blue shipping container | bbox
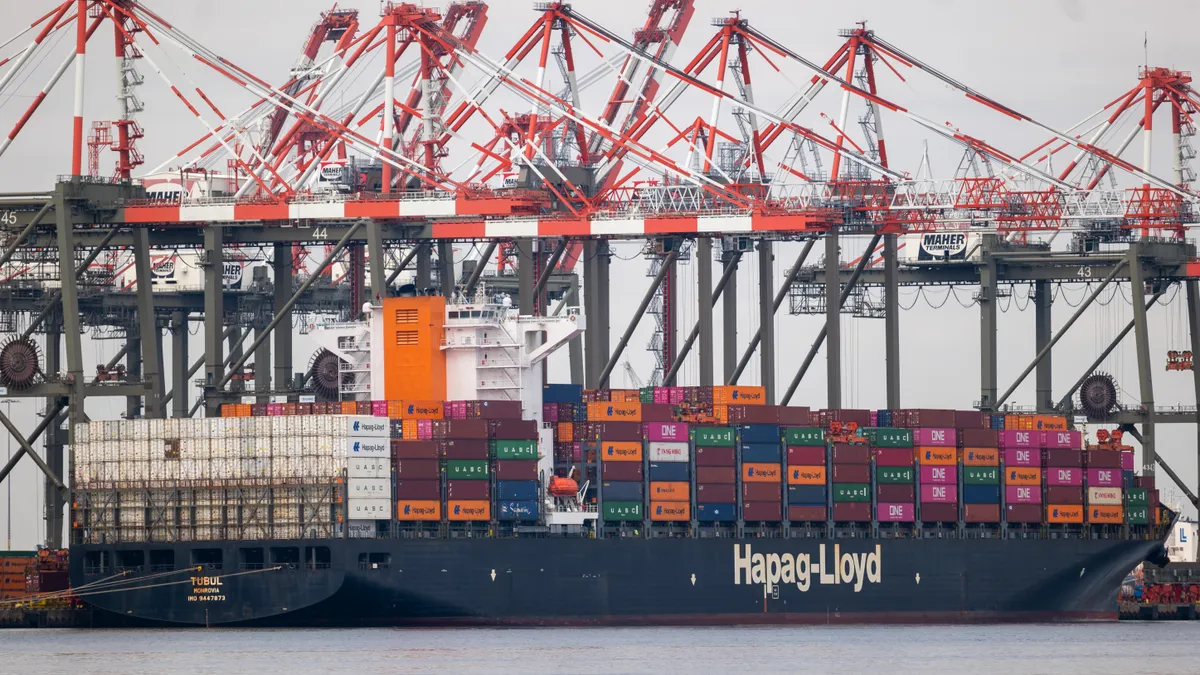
[739,443,782,463]
[876,410,893,427]
[1122,470,1135,489]
[497,480,538,501]
[648,462,690,482]
[963,484,1001,503]
[601,481,643,501]
[696,503,737,522]
[787,484,826,504]
[737,424,781,445]
[497,500,539,521]
[543,383,583,404]
[989,415,1006,430]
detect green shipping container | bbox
[491,440,537,460]
[862,428,913,448]
[963,467,999,485]
[832,483,870,502]
[875,466,914,484]
[603,501,644,521]
[693,427,736,447]
[446,460,490,480]
[639,388,655,404]
[1125,487,1149,506]
[784,428,825,446]
[1125,505,1150,524]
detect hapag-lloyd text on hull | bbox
[733,543,882,593]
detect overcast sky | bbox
[0,0,1198,548]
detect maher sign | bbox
[903,233,982,264]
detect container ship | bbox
[66,294,1172,626]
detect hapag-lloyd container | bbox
[913,428,956,447]
[1005,467,1041,485]
[1041,430,1082,449]
[877,502,915,522]
[787,465,826,485]
[1002,448,1038,467]
[1087,468,1121,487]
[916,447,956,466]
[920,483,957,503]
[999,430,1039,448]
[919,465,957,485]
[645,422,688,442]
[1046,467,1083,486]
[648,441,689,462]
[1006,484,1042,504]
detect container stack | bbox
[739,424,783,523]
[346,418,392,522]
[1044,435,1084,525]
[870,428,915,524]
[489,418,539,523]
[831,442,871,522]
[544,383,586,468]
[392,423,442,524]
[0,552,33,602]
[1002,430,1043,524]
[916,427,958,523]
[785,427,827,523]
[694,426,737,524]
[599,423,644,524]
[647,422,690,523]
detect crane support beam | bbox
[598,248,679,388]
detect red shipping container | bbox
[728,405,780,424]
[440,439,489,460]
[391,440,439,460]
[919,502,959,522]
[1006,503,1044,523]
[1045,486,1083,504]
[1136,475,1156,489]
[601,461,643,481]
[355,401,371,415]
[445,419,489,439]
[964,504,1001,523]
[786,446,826,466]
[696,483,736,503]
[908,409,957,428]
[395,459,439,479]
[788,505,827,521]
[778,406,811,426]
[742,502,783,521]
[960,428,999,448]
[954,410,987,429]
[1044,449,1083,467]
[591,421,642,442]
[831,464,870,483]
[877,483,915,502]
[742,482,782,501]
[696,466,736,484]
[495,460,537,480]
[833,502,871,522]
[831,444,870,464]
[447,479,490,501]
[488,419,538,440]
[1085,451,1122,469]
[394,479,441,500]
[696,446,736,466]
[873,448,914,466]
[640,403,675,422]
[474,400,523,420]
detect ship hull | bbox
[70,536,1164,627]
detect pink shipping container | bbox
[1006,485,1042,504]
[372,400,388,417]
[1120,451,1134,471]
[1046,467,1082,486]
[913,428,956,447]
[999,430,1039,448]
[653,388,669,405]
[1002,448,1038,467]
[877,502,915,522]
[919,465,957,485]
[869,411,879,427]
[450,401,468,419]
[668,387,686,405]
[1087,468,1122,487]
[544,405,559,423]
[644,422,689,442]
[920,483,957,503]
[1041,430,1081,449]
[267,403,283,416]
[417,419,433,440]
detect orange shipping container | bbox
[396,501,441,521]
[1047,504,1084,524]
[400,400,444,420]
[600,441,643,462]
[1032,415,1067,431]
[916,447,957,466]
[587,401,642,422]
[649,481,690,501]
[557,423,574,443]
[787,465,826,485]
[743,463,782,483]
[401,419,419,439]
[1006,467,1042,486]
[651,501,691,521]
[341,401,358,415]
[713,404,729,424]
[1005,414,1035,431]
[447,500,491,521]
[712,385,766,406]
[387,401,406,419]
[221,404,236,417]
[961,448,1000,466]
[1088,505,1124,524]
[608,389,641,403]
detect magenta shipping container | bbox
[920,483,957,503]
[1046,467,1082,486]
[919,465,957,485]
[877,502,915,522]
[1087,468,1122,487]
[1002,448,1038,467]
[1006,485,1042,504]
[999,430,1039,448]
[1120,451,1134,471]
[913,428,956,447]
[1041,430,1081,449]
[873,448,915,466]
[644,422,689,443]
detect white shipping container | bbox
[345,438,389,457]
[270,417,288,437]
[348,458,391,479]
[1086,487,1122,505]
[75,423,91,443]
[348,478,391,498]
[149,419,166,440]
[163,418,180,437]
[346,498,392,519]
[647,441,689,462]
[340,416,389,438]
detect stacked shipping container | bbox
[785,428,827,522]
